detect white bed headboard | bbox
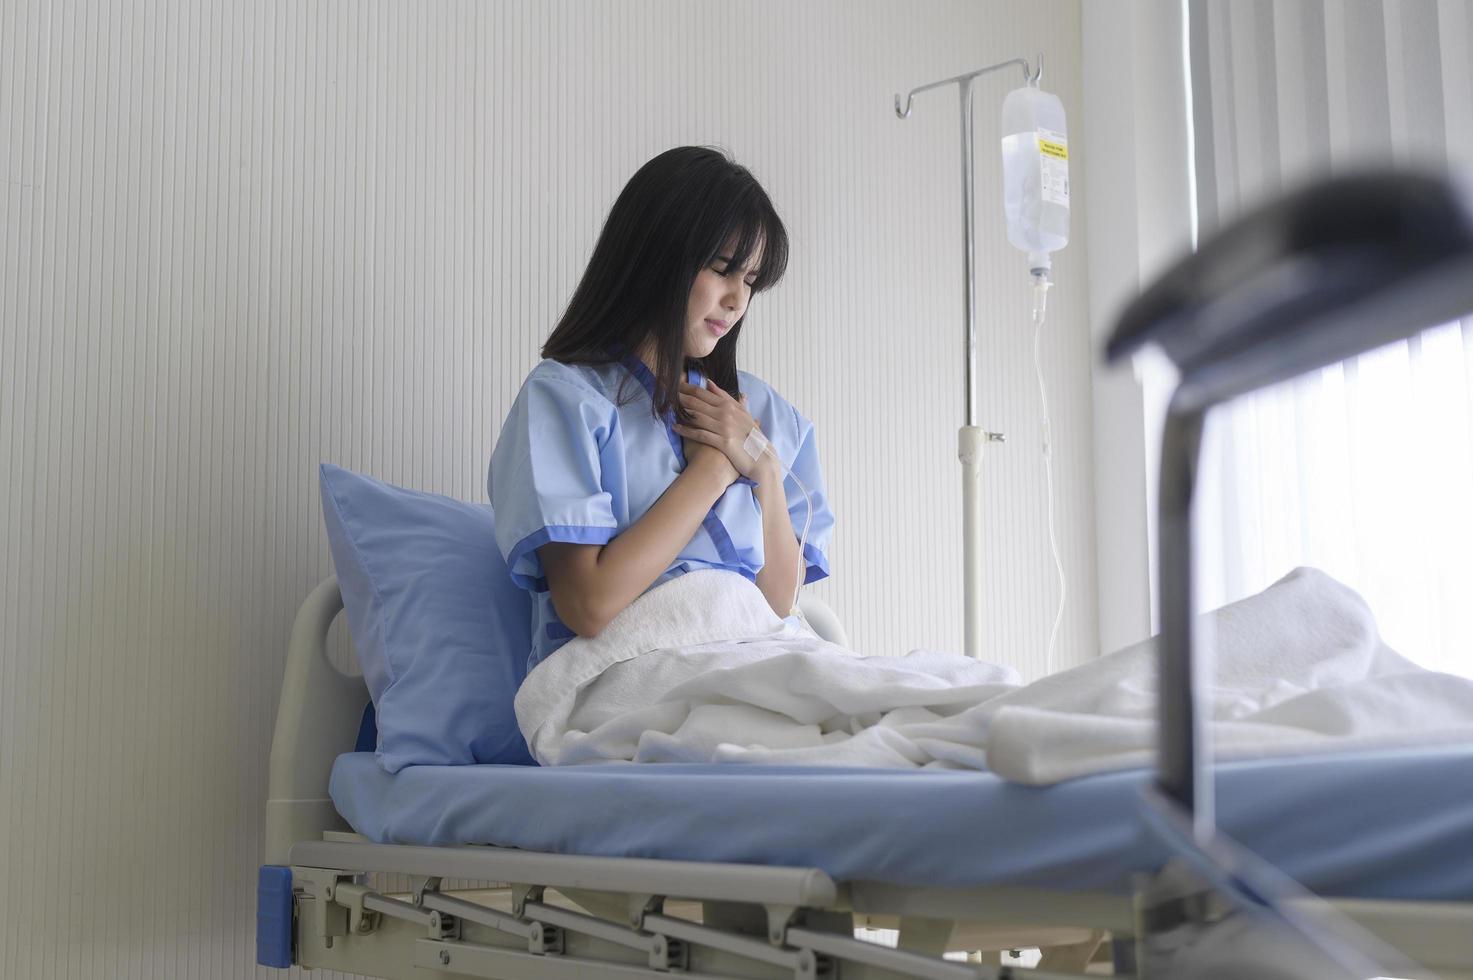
[263,576,848,866]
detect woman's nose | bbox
[724,281,748,310]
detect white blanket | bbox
[513,568,1473,784]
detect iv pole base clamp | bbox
[959,427,1005,660]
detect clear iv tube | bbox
[1032,274,1067,674]
[743,427,814,614]
[785,463,814,613]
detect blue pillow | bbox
[318,463,537,769]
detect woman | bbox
[489,146,835,677]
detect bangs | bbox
[713,195,789,294]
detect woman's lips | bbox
[705,319,728,335]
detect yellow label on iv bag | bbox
[1035,128,1070,208]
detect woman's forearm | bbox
[753,463,800,617]
[578,463,731,631]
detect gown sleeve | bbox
[785,404,835,584]
[489,369,621,591]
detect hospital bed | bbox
[259,171,1473,979]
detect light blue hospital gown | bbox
[489,352,834,673]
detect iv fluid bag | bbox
[1000,85,1069,268]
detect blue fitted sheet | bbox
[330,745,1473,900]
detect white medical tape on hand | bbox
[743,425,771,463]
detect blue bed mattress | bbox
[330,745,1473,900]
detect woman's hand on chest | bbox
[672,380,782,482]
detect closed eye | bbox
[714,257,760,286]
[713,269,758,288]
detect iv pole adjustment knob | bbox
[958,427,1005,466]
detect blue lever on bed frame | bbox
[256,865,294,969]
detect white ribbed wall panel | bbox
[0,2,1093,977]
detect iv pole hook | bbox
[893,53,1041,120]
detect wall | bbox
[0,1,1091,976]
[1080,0,1195,649]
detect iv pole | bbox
[895,53,1043,660]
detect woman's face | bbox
[682,241,761,358]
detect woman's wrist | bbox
[683,452,737,497]
[749,452,784,488]
[751,464,788,518]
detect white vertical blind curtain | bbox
[1186,0,1473,675]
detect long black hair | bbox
[541,146,789,422]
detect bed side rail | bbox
[1107,169,1473,829]
[1108,169,1473,978]
[798,591,848,648]
[265,575,365,866]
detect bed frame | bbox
[260,171,1473,978]
[264,577,1125,978]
